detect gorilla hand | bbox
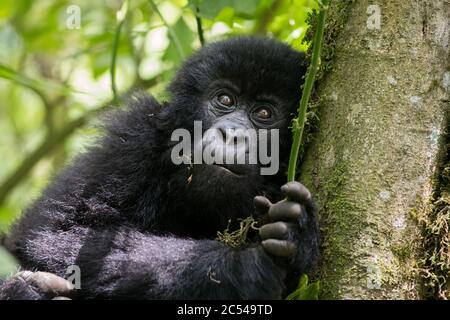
[0,271,75,300]
[254,181,313,258]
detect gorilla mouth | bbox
[213,163,241,176]
[211,163,255,177]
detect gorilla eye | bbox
[217,94,234,107]
[254,107,272,119]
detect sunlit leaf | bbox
[188,0,231,19]
[232,0,259,17]
[214,7,235,27]
[190,0,259,20]
[162,17,195,65]
[286,274,320,300]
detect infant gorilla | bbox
[0,36,319,299]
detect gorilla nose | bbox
[217,125,249,147]
[216,112,251,142]
[218,127,245,142]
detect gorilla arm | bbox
[0,182,315,300]
[2,223,286,299]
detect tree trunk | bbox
[300,0,450,299]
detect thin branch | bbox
[287,0,330,182]
[194,6,205,46]
[0,64,50,108]
[0,103,108,205]
[0,76,159,206]
[0,63,86,99]
[110,24,123,102]
[148,0,185,59]
[0,116,87,205]
[111,0,130,102]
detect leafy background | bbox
[0,0,317,277]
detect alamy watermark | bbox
[66,5,81,30]
[66,264,81,289]
[367,4,381,30]
[170,121,280,175]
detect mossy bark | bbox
[300,0,450,299]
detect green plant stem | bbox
[111,0,130,102]
[287,0,329,182]
[0,64,75,104]
[194,6,205,46]
[148,0,185,59]
[111,22,123,102]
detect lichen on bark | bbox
[418,115,450,299]
[299,0,450,299]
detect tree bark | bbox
[300,0,450,299]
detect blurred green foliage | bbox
[0,0,317,273]
[0,246,18,278]
[286,274,320,300]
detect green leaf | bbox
[232,0,259,17]
[301,281,320,300]
[162,17,195,65]
[214,7,235,27]
[187,0,201,7]
[191,0,231,19]
[286,274,320,300]
[189,0,258,20]
[0,246,18,279]
[92,52,111,78]
[0,207,16,234]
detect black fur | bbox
[1,36,319,299]
[0,276,46,300]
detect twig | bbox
[194,6,205,46]
[0,117,83,205]
[0,75,159,206]
[0,64,86,99]
[0,106,102,205]
[0,64,56,109]
[111,0,130,102]
[287,0,330,182]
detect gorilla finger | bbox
[262,239,296,257]
[281,182,312,204]
[268,201,302,221]
[52,296,72,300]
[19,271,74,295]
[259,222,289,240]
[254,196,272,215]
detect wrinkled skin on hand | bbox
[0,271,74,300]
[256,181,318,285]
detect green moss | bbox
[299,0,447,299]
[297,0,357,166]
[314,161,367,298]
[216,216,258,248]
[417,115,450,299]
[304,0,356,83]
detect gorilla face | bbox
[162,37,307,234]
[169,37,305,175]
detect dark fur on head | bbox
[161,37,307,235]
